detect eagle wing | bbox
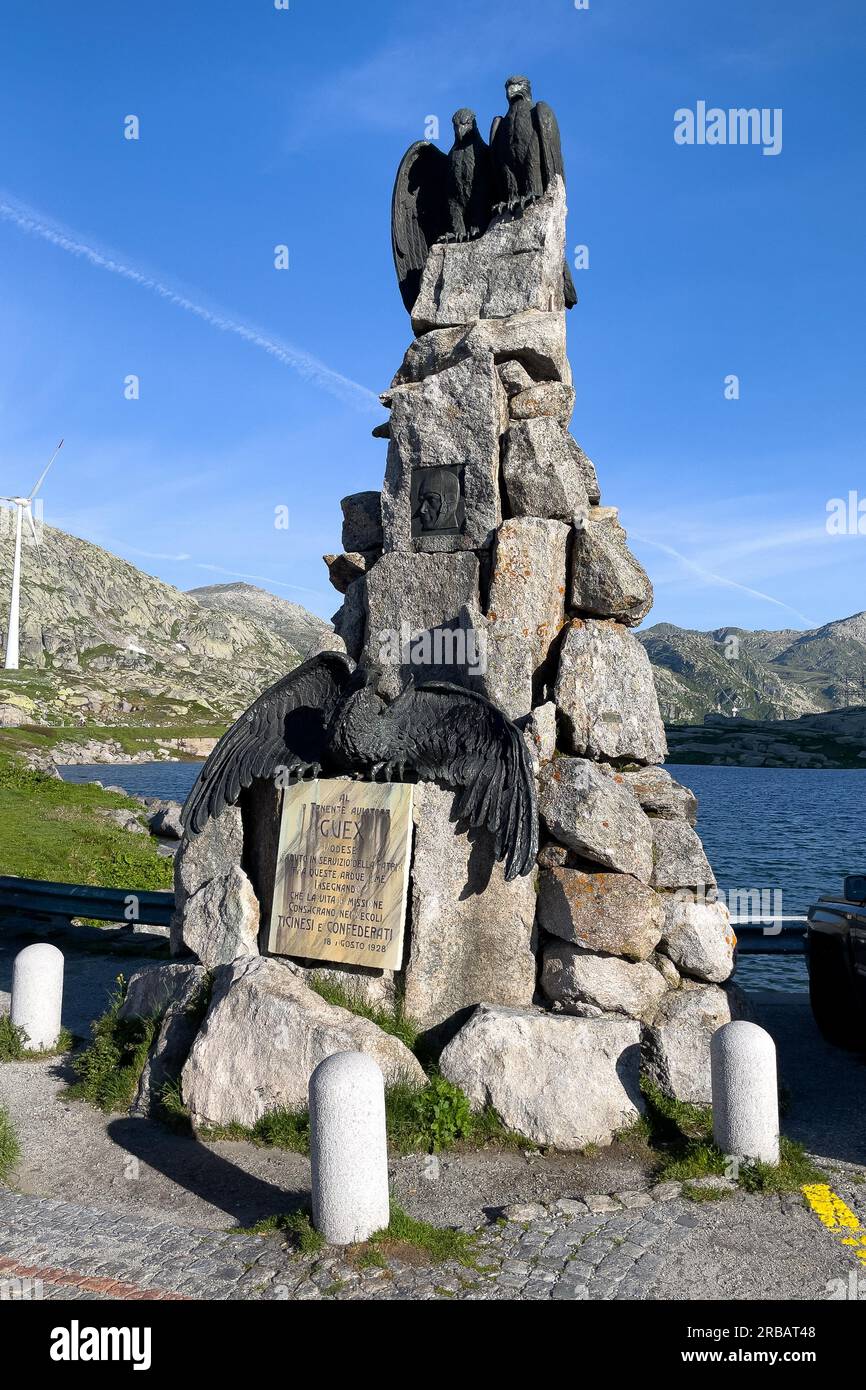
[391,140,450,311]
[391,682,538,881]
[533,100,565,186]
[182,651,355,835]
[532,102,576,308]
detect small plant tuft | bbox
[67,976,158,1113]
[200,1106,311,1153]
[253,1108,311,1151]
[641,1078,825,1193]
[0,1016,74,1061]
[385,1073,525,1155]
[307,978,418,1052]
[0,1017,28,1061]
[385,1073,474,1153]
[363,1202,479,1267]
[682,1182,732,1204]
[234,1209,325,1253]
[738,1139,824,1194]
[0,1106,20,1182]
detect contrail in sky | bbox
[112,545,329,601]
[0,193,380,414]
[192,560,328,600]
[632,534,817,627]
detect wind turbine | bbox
[1,439,63,670]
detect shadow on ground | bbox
[106,1118,308,1227]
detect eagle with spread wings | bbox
[182,652,538,882]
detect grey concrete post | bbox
[10,942,64,1051]
[711,1020,780,1166]
[309,1051,390,1244]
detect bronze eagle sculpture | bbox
[391,77,575,313]
[392,108,494,312]
[490,74,566,213]
[182,652,538,881]
[490,75,577,308]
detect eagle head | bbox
[505,75,532,104]
[452,108,477,143]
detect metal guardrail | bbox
[0,876,175,930]
[730,916,808,955]
[0,881,812,952]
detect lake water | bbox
[60,761,205,802]
[667,764,864,993]
[59,760,865,993]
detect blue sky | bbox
[0,0,863,632]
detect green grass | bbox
[233,1209,325,1254]
[200,1107,312,1152]
[0,1106,20,1183]
[385,1073,526,1155]
[0,749,173,889]
[254,1108,311,1150]
[353,1246,387,1270]
[236,1202,477,1269]
[640,1079,825,1193]
[736,1141,825,1194]
[307,978,419,1052]
[200,1074,521,1158]
[385,1074,475,1153]
[0,1015,74,1061]
[362,1202,478,1267]
[0,720,226,758]
[67,976,159,1112]
[158,1078,193,1132]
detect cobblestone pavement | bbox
[1,1168,863,1302]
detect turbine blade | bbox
[28,438,63,500]
[25,504,40,558]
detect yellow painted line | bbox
[802,1183,866,1265]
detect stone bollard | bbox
[309,1051,390,1245]
[711,1020,780,1167]
[10,942,64,1052]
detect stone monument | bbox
[128,76,739,1148]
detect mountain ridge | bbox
[0,524,328,726]
[187,582,327,657]
[639,611,866,723]
[2,518,862,733]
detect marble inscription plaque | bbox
[268,777,413,970]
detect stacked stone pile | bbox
[141,178,738,1149]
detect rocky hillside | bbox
[666,706,866,769]
[187,583,326,657]
[639,613,866,723]
[0,524,328,727]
